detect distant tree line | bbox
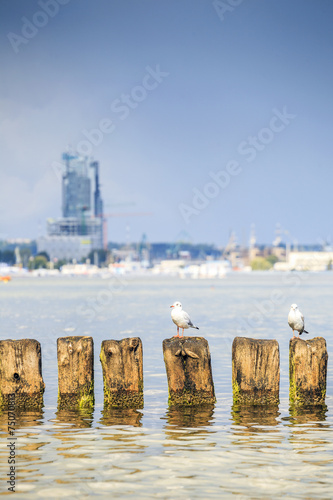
[0,250,15,265]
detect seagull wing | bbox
[298,310,305,327]
[182,310,192,326]
[183,310,199,329]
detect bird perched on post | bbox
[288,304,309,338]
[170,301,199,337]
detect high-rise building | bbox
[37,153,106,261]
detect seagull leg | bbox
[173,326,180,338]
[181,329,184,337]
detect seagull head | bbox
[170,301,182,309]
[290,304,298,310]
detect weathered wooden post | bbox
[57,336,94,409]
[232,337,280,405]
[289,337,328,405]
[163,336,215,406]
[0,339,45,409]
[100,337,143,408]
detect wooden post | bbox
[100,337,143,408]
[289,337,328,405]
[232,337,280,405]
[163,336,215,406]
[57,336,94,409]
[0,339,44,409]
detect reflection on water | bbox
[0,409,44,432]
[100,407,143,427]
[283,405,332,472]
[163,404,215,429]
[54,408,94,428]
[162,405,217,453]
[231,404,280,433]
[287,404,328,425]
[0,409,50,486]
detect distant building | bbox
[274,251,333,271]
[38,153,105,261]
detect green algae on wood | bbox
[100,338,143,408]
[232,337,280,405]
[57,336,94,410]
[231,402,279,426]
[289,337,328,405]
[232,378,241,404]
[163,337,215,407]
[0,339,45,410]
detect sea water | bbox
[0,273,333,498]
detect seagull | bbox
[170,301,199,337]
[288,304,309,338]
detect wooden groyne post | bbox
[289,337,328,405]
[100,337,143,408]
[232,337,280,405]
[57,336,94,409]
[163,336,215,406]
[0,339,45,409]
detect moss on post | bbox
[163,337,215,407]
[289,337,328,405]
[0,339,45,409]
[232,337,280,405]
[100,338,143,408]
[57,336,94,410]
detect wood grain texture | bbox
[0,339,45,409]
[289,337,328,405]
[232,337,280,405]
[163,336,215,406]
[100,337,143,408]
[57,336,94,409]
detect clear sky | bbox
[1,0,332,247]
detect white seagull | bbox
[288,304,309,338]
[170,301,199,337]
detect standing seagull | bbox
[288,304,309,338]
[170,301,199,337]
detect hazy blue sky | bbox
[1,0,332,246]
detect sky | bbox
[0,0,332,247]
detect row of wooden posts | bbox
[0,335,328,410]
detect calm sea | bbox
[0,273,333,499]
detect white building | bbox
[37,235,95,261]
[274,251,333,271]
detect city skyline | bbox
[1,0,332,246]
